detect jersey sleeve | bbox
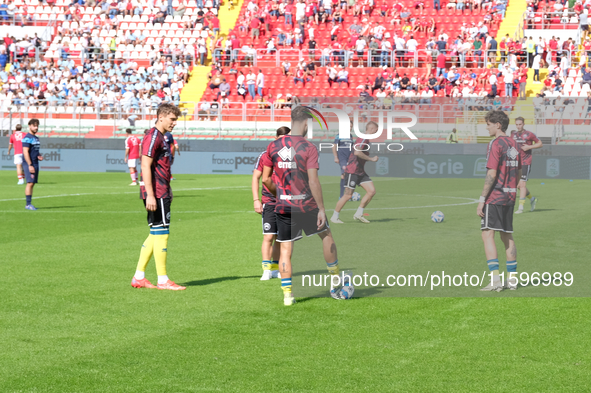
[9,134,14,144]
[125,137,130,149]
[142,132,160,157]
[264,143,274,167]
[21,136,32,149]
[528,131,540,144]
[305,144,319,170]
[486,140,501,170]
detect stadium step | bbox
[179,0,246,113]
[526,68,547,98]
[85,126,115,139]
[495,2,528,65]
[510,100,536,125]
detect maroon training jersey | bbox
[264,135,319,214]
[511,130,540,166]
[345,137,370,175]
[255,151,276,205]
[140,128,172,200]
[485,136,521,206]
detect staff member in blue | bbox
[332,121,355,199]
[22,119,43,211]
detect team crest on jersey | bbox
[264,223,271,231]
[350,181,355,186]
[278,146,296,161]
[507,147,519,160]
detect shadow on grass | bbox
[531,209,558,212]
[181,275,259,287]
[172,195,204,198]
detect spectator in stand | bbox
[256,69,265,97]
[580,66,591,88]
[436,51,446,77]
[532,53,541,83]
[236,70,247,98]
[518,65,528,100]
[336,66,349,87]
[327,65,338,87]
[246,69,256,99]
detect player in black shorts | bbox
[477,110,522,292]
[331,121,379,224]
[262,106,344,306]
[252,126,290,280]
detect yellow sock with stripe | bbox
[135,234,155,280]
[271,260,279,270]
[519,198,526,209]
[281,278,292,296]
[262,260,272,271]
[151,227,170,284]
[326,260,340,276]
[526,192,532,199]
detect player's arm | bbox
[354,149,378,162]
[527,139,543,151]
[252,169,263,214]
[22,146,35,174]
[332,143,339,163]
[125,147,130,162]
[262,165,276,196]
[308,168,327,229]
[477,168,497,217]
[7,142,13,155]
[141,155,157,211]
[175,142,180,155]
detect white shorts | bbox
[128,158,137,168]
[14,154,23,165]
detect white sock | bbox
[355,207,364,216]
[158,275,169,284]
[332,211,339,219]
[134,270,145,280]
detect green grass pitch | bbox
[1,171,590,392]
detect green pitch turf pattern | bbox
[0,172,590,392]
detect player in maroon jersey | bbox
[330,121,379,224]
[7,124,26,184]
[510,116,542,214]
[131,103,186,291]
[262,106,342,306]
[477,110,522,292]
[251,126,290,280]
[124,129,141,186]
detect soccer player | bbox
[262,106,341,306]
[21,119,43,210]
[163,131,179,181]
[252,126,290,280]
[131,103,186,291]
[511,116,542,214]
[124,129,141,186]
[330,121,379,224]
[331,124,354,199]
[477,110,522,292]
[7,124,26,184]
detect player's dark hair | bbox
[28,119,39,126]
[144,129,150,134]
[515,116,525,123]
[126,129,132,134]
[276,126,290,136]
[15,124,21,131]
[291,105,313,123]
[156,103,181,119]
[484,110,509,132]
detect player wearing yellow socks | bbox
[131,103,185,291]
[262,107,341,306]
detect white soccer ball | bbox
[340,284,355,299]
[431,211,445,223]
[351,192,361,201]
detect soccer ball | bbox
[340,284,355,299]
[351,192,361,201]
[431,211,445,223]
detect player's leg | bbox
[15,154,24,184]
[23,163,37,210]
[275,212,299,305]
[331,185,353,223]
[151,198,185,290]
[480,204,503,291]
[261,204,280,280]
[339,173,346,199]
[354,180,375,223]
[128,159,138,185]
[500,232,517,289]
